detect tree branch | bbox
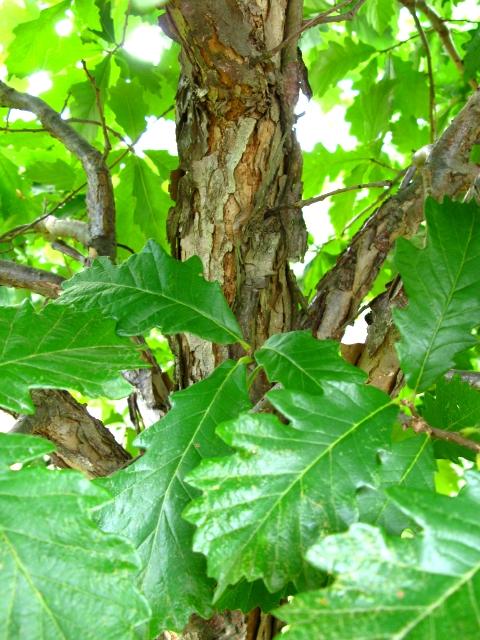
[0,261,64,298]
[301,88,480,340]
[11,390,131,477]
[403,414,480,455]
[0,80,116,259]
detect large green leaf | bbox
[0,302,143,413]
[255,331,366,395]
[185,384,402,596]
[0,435,150,639]
[278,472,480,639]
[58,240,246,345]
[394,198,480,392]
[97,360,251,633]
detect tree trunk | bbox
[165,0,306,391]
[163,1,306,637]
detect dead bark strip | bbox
[11,390,130,477]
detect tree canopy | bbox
[0,1,479,639]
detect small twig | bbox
[268,181,393,213]
[0,126,47,133]
[0,261,64,298]
[67,117,136,152]
[51,240,86,264]
[414,0,478,90]
[267,0,367,57]
[404,415,480,455]
[81,60,111,157]
[401,1,436,142]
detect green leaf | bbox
[423,376,480,460]
[347,77,395,143]
[393,198,480,392]
[364,0,398,34]
[307,38,374,97]
[6,1,95,77]
[0,302,143,413]
[97,361,251,633]
[109,78,148,139]
[24,159,76,191]
[255,331,366,394]
[463,26,480,81]
[0,442,150,638]
[129,156,171,247]
[0,149,31,222]
[185,384,399,596]
[58,240,246,345]
[278,472,480,639]
[0,433,54,468]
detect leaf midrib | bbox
[216,398,394,593]
[63,277,242,342]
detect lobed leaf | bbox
[185,384,402,596]
[0,302,144,413]
[97,360,251,633]
[255,330,366,394]
[0,433,54,468]
[0,435,150,639]
[279,472,480,639]
[58,240,246,345]
[394,198,480,391]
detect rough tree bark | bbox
[164,0,307,391]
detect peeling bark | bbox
[166,0,307,388]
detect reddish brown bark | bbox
[165,0,306,391]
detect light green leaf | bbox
[278,472,480,639]
[109,78,148,139]
[393,198,480,392]
[0,149,31,221]
[58,240,246,345]
[24,159,76,191]
[0,444,150,638]
[185,384,399,596]
[365,0,398,34]
[0,433,54,468]
[255,330,366,394]
[6,1,94,77]
[0,302,144,413]
[307,38,374,97]
[97,361,251,633]
[129,156,171,247]
[70,56,112,143]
